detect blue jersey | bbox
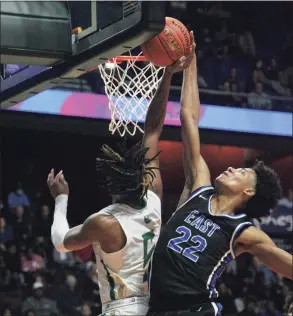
[149,186,252,312]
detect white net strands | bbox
[98,51,165,136]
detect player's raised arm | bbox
[235,226,293,280]
[48,169,107,252]
[179,32,211,206]
[142,55,194,200]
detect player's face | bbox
[215,167,257,196]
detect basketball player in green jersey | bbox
[148,32,292,316]
[48,46,195,316]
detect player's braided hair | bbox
[96,140,159,199]
[243,161,282,220]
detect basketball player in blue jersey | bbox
[148,32,292,316]
[47,52,194,316]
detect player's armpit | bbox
[236,226,293,280]
[177,182,192,210]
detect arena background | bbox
[0,1,292,316]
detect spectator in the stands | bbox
[227,67,246,91]
[4,242,21,274]
[34,205,51,239]
[239,298,258,316]
[252,256,277,289]
[217,282,237,314]
[12,205,30,243]
[265,301,283,316]
[231,83,246,107]
[73,246,94,270]
[22,281,59,316]
[52,247,76,268]
[214,21,230,46]
[253,60,265,86]
[264,57,292,98]
[284,293,293,315]
[202,28,213,56]
[77,303,92,316]
[227,67,238,86]
[266,57,279,81]
[24,310,36,316]
[57,274,82,315]
[239,29,256,57]
[20,246,46,273]
[197,2,231,19]
[248,82,272,110]
[218,81,234,106]
[1,307,14,316]
[0,268,19,292]
[0,216,13,244]
[8,183,30,210]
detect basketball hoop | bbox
[97,52,165,137]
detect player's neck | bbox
[212,194,242,215]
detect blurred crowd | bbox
[0,183,101,316]
[2,2,292,113]
[168,1,292,112]
[0,180,292,316]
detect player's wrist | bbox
[55,194,68,203]
[164,67,174,77]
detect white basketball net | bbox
[98,52,165,136]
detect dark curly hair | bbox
[243,161,282,220]
[96,140,159,199]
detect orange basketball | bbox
[141,17,191,67]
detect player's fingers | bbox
[50,168,54,178]
[178,56,186,64]
[60,174,67,185]
[47,175,54,187]
[189,31,194,47]
[55,170,63,182]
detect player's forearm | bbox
[179,57,202,186]
[180,57,199,120]
[255,244,293,280]
[144,70,172,134]
[51,194,70,253]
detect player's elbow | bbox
[52,241,69,253]
[51,226,70,253]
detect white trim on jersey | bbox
[229,221,252,258]
[208,195,247,219]
[169,186,214,221]
[212,302,220,316]
[206,250,233,298]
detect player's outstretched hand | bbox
[166,31,196,74]
[47,168,69,200]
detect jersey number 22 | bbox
[167,226,207,263]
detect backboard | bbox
[0,1,166,109]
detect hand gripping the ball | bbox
[166,31,196,74]
[47,168,69,200]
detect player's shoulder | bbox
[189,185,215,199]
[145,189,161,205]
[85,211,122,238]
[184,185,215,205]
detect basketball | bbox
[141,17,191,67]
